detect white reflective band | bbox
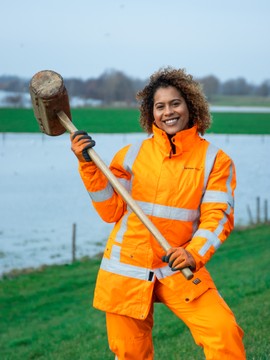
[137,201,199,222]
[115,210,131,243]
[118,177,131,192]
[226,161,234,210]
[100,245,155,281]
[202,190,234,208]
[123,140,144,174]
[195,229,222,256]
[203,144,219,193]
[88,183,114,202]
[214,214,228,236]
[154,264,178,279]
[100,258,154,281]
[88,176,131,203]
[101,245,176,281]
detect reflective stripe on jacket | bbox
[78,125,236,319]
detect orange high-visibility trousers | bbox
[106,280,246,360]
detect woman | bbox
[71,67,246,359]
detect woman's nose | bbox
[164,105,173,115]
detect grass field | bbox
[0,224,269,359]
[1,107,270,134]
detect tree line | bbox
[0,70,269,106]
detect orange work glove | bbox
[70,130,96,162]
[162,247,196,271]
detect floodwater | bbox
[0,133,269,276]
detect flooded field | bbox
[0,133,269,275]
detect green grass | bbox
[0,224,269,359]
[71,108,142,133]
[1,107,270,134]
[210,112,270,134]
[0,108,142,134]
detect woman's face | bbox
[153,86,190,136]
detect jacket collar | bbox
[152,124,200,156]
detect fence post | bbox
[264,199,268,223]
[256,197,261,224]
[72,223,77,263]
[247,204,254,225]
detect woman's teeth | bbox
[164,118,178,125]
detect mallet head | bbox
[29,70,72,136]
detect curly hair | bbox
[136,67,211,135]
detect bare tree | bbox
[256,80,270,97]
[97,70,136,104]
[198,75,220,100]
[222,77,251,95]
[4,95,24,107]
[1,71,269,106]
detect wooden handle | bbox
[57,111,194,281]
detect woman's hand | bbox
[162,247,196,271]
[70,130,96,162]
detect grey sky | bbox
[1,0,269,83]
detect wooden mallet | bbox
[29,70,194,281]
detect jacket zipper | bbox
[169,142,176,158]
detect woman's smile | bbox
[153,86,190,135]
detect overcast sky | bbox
[1,0,269,84]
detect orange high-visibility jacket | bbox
[78,125,236,320]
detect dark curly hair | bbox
[136,67,211,135]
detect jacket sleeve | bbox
[186,149,236,271]
[78,145,132,223]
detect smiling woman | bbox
[137,67,211,135]
[152,86,190,135]
[69,67,246,359]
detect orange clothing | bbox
[78,125,245,359]
[78,125,236,319]
[106,282,245,360]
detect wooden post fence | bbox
[247,197,269,225]
[72,223,77,263]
